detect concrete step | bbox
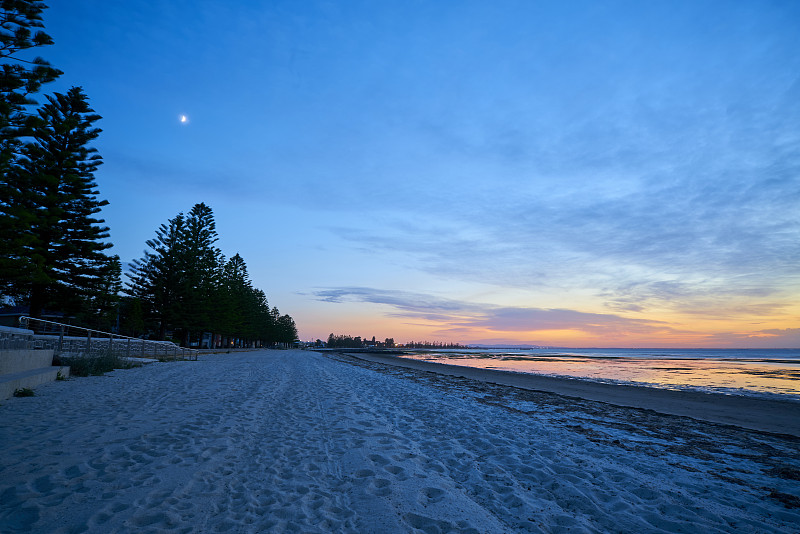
[0,365,70,400]
[0,349,55,374]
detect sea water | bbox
[397,348,800,400]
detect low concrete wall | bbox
[0,326,34,351]
[0,349,54,375]
[0,365,69,400]
[0,325,33,335]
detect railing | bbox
[18,316,198,361]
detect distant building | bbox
[0,306,67,328]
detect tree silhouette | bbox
[126,204,297,347]
[180,202,222,342]
[0,1,61,174]
[127,212,187,339]
[0,87,114,318]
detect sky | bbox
[37,0,799,348]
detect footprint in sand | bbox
[369,478,391,497]
[420,487,445,504]
[63,465,84,480]
[384,465,409,481]
[367,454,390,466]
[31,476,54,494]
[405,513,469,533]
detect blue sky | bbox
[40,0,799,347]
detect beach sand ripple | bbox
[1,350,798,533]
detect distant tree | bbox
[276,314,298,346]
[216,252,251,343]
[0,86,115,318]
[405,340,465,349]
[126,212,187,339]
[248,287,272,345]
[179,202,222,343]
[325,333,364,349]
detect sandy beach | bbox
[1,349,799,533]
[349,351,800,437]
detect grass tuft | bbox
[14,387,35,397]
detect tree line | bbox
[325,334,396,349]
[0,2,297,347]
[126,202,298,347]
[323,334,465,349]
[404,341,466,349]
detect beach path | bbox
[1,349,798,533]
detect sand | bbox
[1,349,799,533]
[349,351,800,437]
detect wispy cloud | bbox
[704,328,800,349]
[325,138,800,317]
[311,287,679,339]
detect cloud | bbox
[704,327,800,348]
[599,279,792,317]
[103,150,266,200]
[464,307,672,335]
[753,328,800,347]
[311,287,800,347]
[312,287,484,317]
[325,141,800,317]
[311,287,677,337]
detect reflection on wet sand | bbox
[401,350,800,398]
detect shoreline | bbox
[345,351,800,437]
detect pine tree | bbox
[81,254,121,331]
[126,203,226,344]
[276,314,298,346]
[0,86,114,317]
[126,213,187,340]
[217,253,251,345]
[249,287,271,345]
[180,202,222,342]
[118,296,145,337]
[0,1,62,173]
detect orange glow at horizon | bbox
[298,304,800,348]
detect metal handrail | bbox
[18,316,198,361]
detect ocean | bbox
[396,348,800,400]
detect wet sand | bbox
[349,352,800,436]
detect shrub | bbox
[59,352,138,377]
[14,388,35,397]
